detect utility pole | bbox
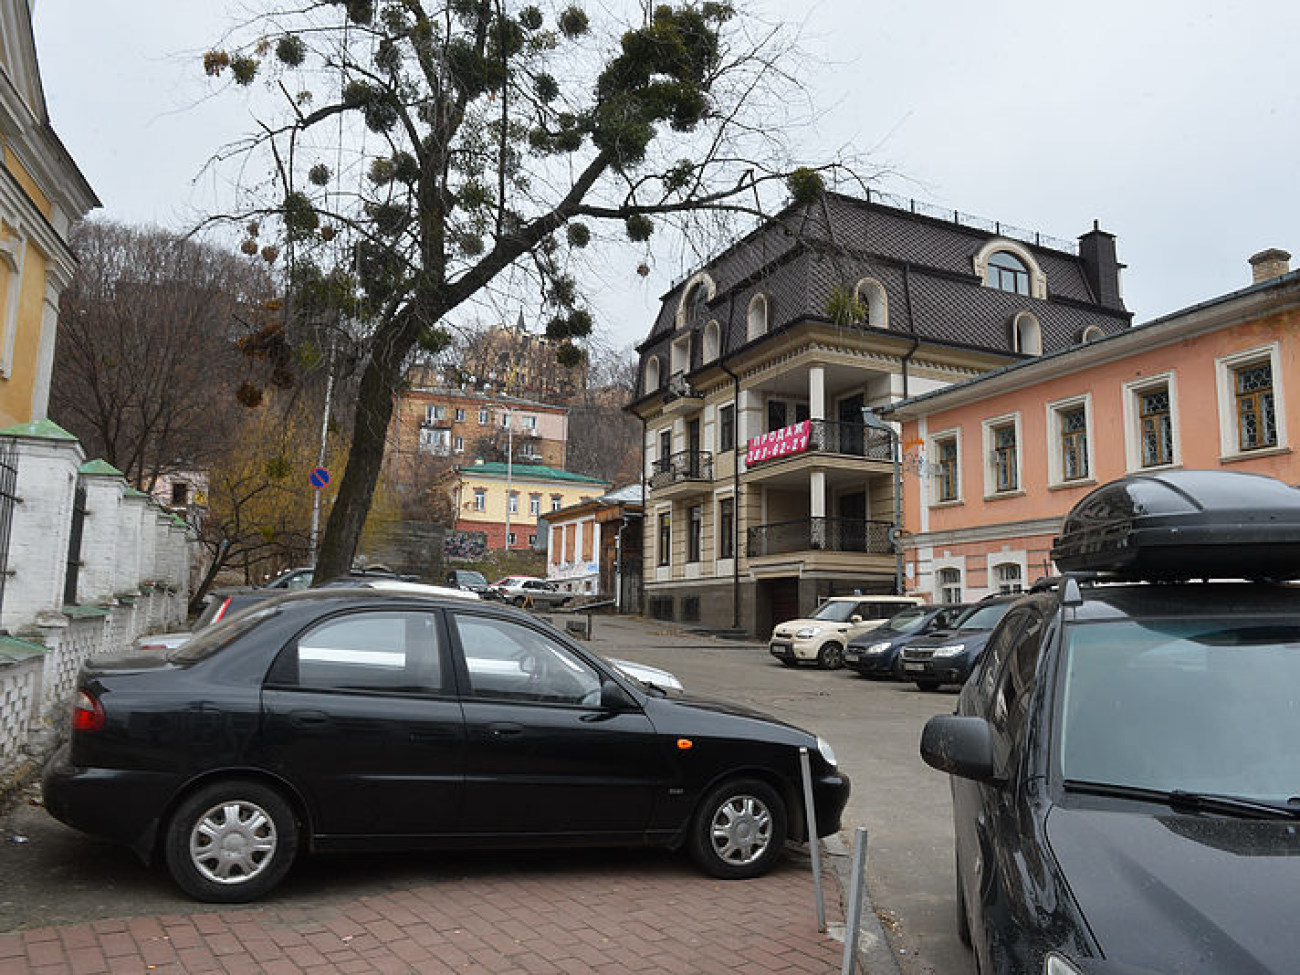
[504,408,513,551]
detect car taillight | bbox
[72,690,105,732]
[210,596,232,624]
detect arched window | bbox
[988,252,1030,295]
[644,356,661,394]
[853,278,889,328]
[994,562,1023,595]
[746,293,768,341]
[1012,311,1042,356]
[1079,324,1105,343]
[703,320,721,362]
[676,272,716,331]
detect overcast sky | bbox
[30,0,1300,350]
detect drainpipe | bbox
[639,414,647,615]
[901,263,921,399]
[719,358,742,631]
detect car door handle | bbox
[487,722,524,739]
[288,710,330,728]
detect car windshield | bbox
[812,601,858,623]
[458,572,487,586]
[954,602,1012,631]
[1059,617,1300,802]
[879,608,931,634]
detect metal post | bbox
[840,826,869,975]
[799,747,826,933]
[504,409,513,551]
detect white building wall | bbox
[77,473,125,604]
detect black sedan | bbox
[44,589,848,902]
[843,604,969,678]
[897,596,1019,690]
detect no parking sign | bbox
[310,467,331,489]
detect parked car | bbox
[921,470,1300,975]
[489,575,573,608]
[444,569,491,596]
[769,595,925,669]
[897,595,1019,690]
[44,588,848,903]
[263,565,417,590]
[842,603,970,679]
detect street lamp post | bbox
[862,407,904,595]
[504,409,513,551]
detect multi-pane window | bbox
[719,404,736,452]
[687,505,703,563]
[937,567,962,603]
[473,488,486,511]
[529,494,541,516]
[551,494,563,512]
[718,498,735,560]
[454,408,465,422]
[1139,387,1173,467]
[659,429,672,467]
[1060,408,1089,481]
[995,562,1023,595]
[987,251,1030,295]
[658,513,672,566]
[453,436,464,453]
[507,532,517,547]
[478,408,490,424]
[508,492,519,514]
[523,415,537,430]
[1235,362,1277,451]
[935,438,958,502]
[992,424,1017,492]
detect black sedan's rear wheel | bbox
[689,778,787,879]
[164,779,298,903]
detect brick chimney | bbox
[1249,248,1291,284]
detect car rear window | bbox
[169,604,281,663]
[955,601,1013,630]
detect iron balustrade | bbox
[804,420,895,460]
[746,517,894,557]
[651,450,714,489]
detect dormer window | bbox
[644,356,661,393]
[1012,311,1042,356]
[675,272,716,330]
[988,252,1030,295]
[747,293,768,340]
[703,320,721,362]
[852,278,889,328]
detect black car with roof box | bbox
[921,470,1300,975]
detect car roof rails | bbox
[1029,573,1101,606]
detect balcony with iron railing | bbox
[743,419,895,485]
[746,517,895,573]
[650,449,714,499]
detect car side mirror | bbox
[920,715,999,783]
[600,679,638,712]
[850,614,863,623]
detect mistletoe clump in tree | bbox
[204,0,852,583]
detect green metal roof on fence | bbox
[79,459,125,477]
[62,605,110,620]
[0,418,78,441]
[0,636,48,662]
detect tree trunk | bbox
[313,321,415,584]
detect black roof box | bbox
[1051,470,1300,581]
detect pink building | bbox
[886,250,1299,602]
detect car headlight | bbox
[931,643,966,658]
[795,626,820,639]
[1043,954,1084,975]
[817,736,838,768]
[864,641,892,655]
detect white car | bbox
[489,576,573,608]
[768,595,925,669]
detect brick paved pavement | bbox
[0,853,847,974]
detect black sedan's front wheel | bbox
[164,779,298,903]
[689,778,788,879]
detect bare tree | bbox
[50,221,272,489]
[201,1,863,583]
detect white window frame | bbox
[933,560,964,603]
[1122,372,1180,472]
[852,277,888,328]
[523,415,537,430]
[746,293,768,341]
[644,356,661,393]
[529,494,541,516]
[973,238,1047,299]
[508,492,519,514]
[453,436,464,453]
[981,412,1022,498]
[507,532,517,547]
[670,334,691,375]
[478,407,490,424]
[454,407,465,422]
[551,495,563,512]
[929,427,963,506]
[1215,343,1288,460]
[473,488,486,511]
[1045,393,1095,489]
[987,552,1028,595]
[1011,311,1042,356]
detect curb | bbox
[824,833,904,975]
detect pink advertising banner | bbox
[745,420,812,465]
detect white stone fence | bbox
[0,422,193,793]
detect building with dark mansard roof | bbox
[627,189,1130,638]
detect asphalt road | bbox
[0,612,974,975]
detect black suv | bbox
[898,596,1019,690]
[921,470,1300,975]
